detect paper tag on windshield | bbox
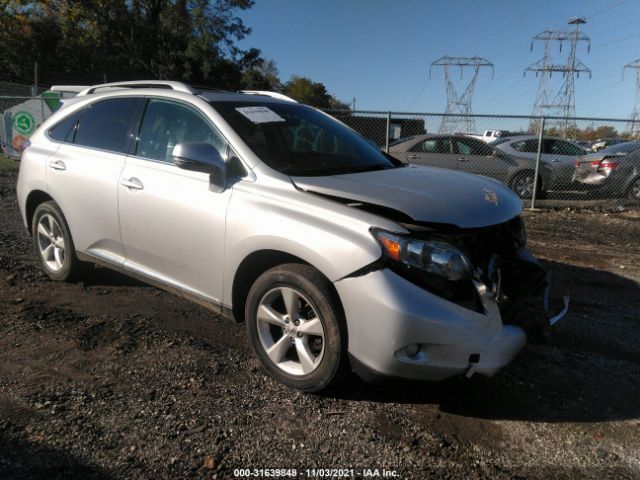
[235,106,285,124]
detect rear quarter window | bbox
[48,111,82,143]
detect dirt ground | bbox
[1,167,639,480]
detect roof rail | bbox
[241,90,297,103]
[77,81,199,96]
[50,85,90,94]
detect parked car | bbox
[572,141,640,200]
[17,81,566,392]
[492,135,586,190]
[388,133,551,198]
[467,129,517,143]
[590,138,625,152]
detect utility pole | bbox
[623,59,640,139]
[430,55,493,134]
[525,17,591,136]
[352,97,356,111]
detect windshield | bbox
[211,101,402,176]
[601,141,640,155]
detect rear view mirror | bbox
[172,142,226,191]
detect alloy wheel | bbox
[36,214,66,272]
[256,287,326,376]
[513,174,534,198]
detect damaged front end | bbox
[370,216,569,342]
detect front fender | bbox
[221,179,402,306]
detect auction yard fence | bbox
[0,81,637,210]
[327,110,640,210]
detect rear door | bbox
[46,97,144,264]
[406,137,459,170]
[545,139,586,187]
[453,137,510,183]
[118,98,232,305]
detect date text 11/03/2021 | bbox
[233,468,400,478]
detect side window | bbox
[136,99,226,163]
[410,138,451,153]
[455,139,472,155]
[458,138,493,156]
[513,139,539,153]
[550,140,584,156]
[74,98,140,153]
[48,110,82,143]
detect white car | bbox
[16,81,567,391]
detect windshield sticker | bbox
[235,106,285,124]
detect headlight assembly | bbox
[371,229,472,281]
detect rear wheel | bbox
[32,201,86,281]
[245,264,347,392]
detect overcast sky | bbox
[238,0,640,119]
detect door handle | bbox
[458,157,469,163]
[48,160,66,171]
[407,154,420,160]
[551,159,561,163]
[120,177,144,191]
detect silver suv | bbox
[16,81,566,391]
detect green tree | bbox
[241,59,282,90]
[282,75,348,109]
[0,0,261,89]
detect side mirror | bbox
[172,142,226,191]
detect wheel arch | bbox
[230,249,345,325]
[25,190,55,235]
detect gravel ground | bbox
[1,168,639,479]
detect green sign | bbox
[13,111,36,135]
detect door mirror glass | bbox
[172,142,226,190]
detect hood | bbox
[292,165,522,229]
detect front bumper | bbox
[335,269,527,382]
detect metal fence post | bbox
[531,116,545,209]
[385,112,391,153]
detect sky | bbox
[237,0,640,119]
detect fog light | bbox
[405,344,421,358]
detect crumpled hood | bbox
[292,165,522,229]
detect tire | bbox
[245,263,348,392]
[510,171,545,200]
[32,201,87,282]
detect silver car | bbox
[16,81,566,391]
[493,135,586,190]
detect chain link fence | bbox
[0,81,64,157]
[328,110,640,209]
[1,88,638,210]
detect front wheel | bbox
[245,264,347,392]
[510,171,545,199]
[627,178,640,202]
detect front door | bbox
[118,98,232,304]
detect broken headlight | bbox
[371,229,472,281]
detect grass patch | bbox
[0,151,18,172]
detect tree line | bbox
[0,0,349,109]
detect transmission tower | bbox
[525,17,591,135]
[430,56,494,134]
[623,59,640,138]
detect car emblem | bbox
[483,188,498,206]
